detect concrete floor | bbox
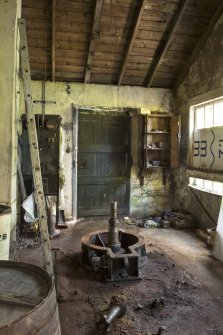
[17,221,223,335]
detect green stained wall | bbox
[174,13,223,229]
[23,81,173,218]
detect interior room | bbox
[1,0,223,334]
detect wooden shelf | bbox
[147,165,170,169]
[147,131,170,134]
[138,114,180,175]
[147,114,172,118]
[146,148,170,151]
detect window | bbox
[193,98,223,130]
[189,96,223,193]
[189,177,223,195]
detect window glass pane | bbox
[195,107,204,129]
[213,181,223,194]
[204,104,213,128]
[204,180,212,190]
[189,177,194,185]
[189,177,223,195]
[213,101,223,127]
[195,178,204,188]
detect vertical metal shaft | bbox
[110,201,117,220]
[107,201,120,252]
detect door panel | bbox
[77,111,130,217]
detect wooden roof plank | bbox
[84,0,104,83]
[174,2,223,90]
[118,0,147,86]
[145,0,190,87]
[51,0,56,82]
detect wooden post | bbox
[72,104,78,221]
[51,0,56,82]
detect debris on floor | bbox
[16,236,41,249]
[197,227,216,247]
[122,209,195,230]
[152,326,168,335]
[16,221,223,335]
[123,216,135,225]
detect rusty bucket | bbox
[0,261,61,335]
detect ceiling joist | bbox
[22,0,221,88]
[117,0,147,86]
[145,0,190,88]
[84,0,104,84]
[174,1,223,91]
[51,0,56,82]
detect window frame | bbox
[187,87,223,188]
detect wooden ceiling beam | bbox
[174,2,223,91]
[84,0,104,84]
[145,0,190,88]
[51,0,56,82]
[117,0,147,86]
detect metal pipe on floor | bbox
[96,295,127,332]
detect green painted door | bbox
[77,111,131,217]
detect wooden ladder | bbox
[18,19,54,280]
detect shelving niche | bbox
[141,114,180,169]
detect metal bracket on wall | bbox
[33,100,56,104]
[18,18,54,280]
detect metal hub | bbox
[81,202,147,281]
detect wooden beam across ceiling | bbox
[145,0,190,88]
[51,0,56,82]
[174,1,223,91]
[84,0,104,84]
[117,0,147,86]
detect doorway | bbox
[77,110,131,217]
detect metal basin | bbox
[82,230,147,282]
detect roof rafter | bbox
[117,0,147,86]
[145,0,190,88]
[174,2,223,91]
[84,0,104,84]
[51,0,56,82]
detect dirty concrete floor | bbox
[17,221,223,335]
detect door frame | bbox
[73,107,131,219]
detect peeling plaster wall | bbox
[0,0,21,240]
[22,81,173,218]
[175,13,223,229]
[24,82,173,112]
[130,169,173,217]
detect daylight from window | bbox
[194,98,223,129]
[189,177,223,195]
[189,96,223,194]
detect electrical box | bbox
[21,115,60,195]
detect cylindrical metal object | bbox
[107,201,121,252]
[104,304,124,324]
[97,296,127,332]
[0,207,11,260]
[0,261,61,335]
[110,201,117,220]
